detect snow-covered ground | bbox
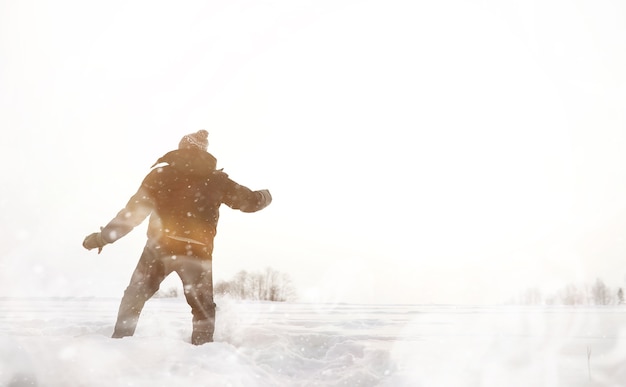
[1,298,625,387]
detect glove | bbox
[239,189,272,213]
[258,189,272,208]
[83,229,107,254]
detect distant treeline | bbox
[215,267,297,302]
[513,278,625,306]
[154,267,297,302]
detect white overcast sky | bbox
[1,0,626,304]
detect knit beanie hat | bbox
[179,130,209,151]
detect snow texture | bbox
[1,298,625,386]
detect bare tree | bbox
[521,288,542,305]
[559,283,585,305]
[233,270,251,299]
[214,280,230,297]
[618,288,624,305]
[591,278,612,305]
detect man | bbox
[82,130,272,345]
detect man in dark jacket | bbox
[82,130,272,345]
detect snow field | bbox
[1,298,625,386]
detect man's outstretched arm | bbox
[219,173,272,213]
[83,186,154,253]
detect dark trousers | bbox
[112,241,216,345]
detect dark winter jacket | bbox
[100,148,270,258]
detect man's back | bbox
[139,148,270,254]
[143,152,223,249]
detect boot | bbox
[191,319,215,345]
[112,316,140,338]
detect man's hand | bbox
[258,189,272,208]
[83,230,107,254]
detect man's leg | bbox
[177,258,215,345]
[112,243,167,338]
